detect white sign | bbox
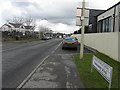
[76,9,82,17]
[76,17,89,26]
[76,8,89,26]
[91,55,113,88]
[76,17,81,26]
[76,8,89,18]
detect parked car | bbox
[41,36,47,40]
[62,37,78,50]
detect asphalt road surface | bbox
[2,38,93,88]
[2,39,62,88]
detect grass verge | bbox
[73,52,120,88]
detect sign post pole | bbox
[80,0,85,59]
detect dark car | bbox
[62,37,78,50]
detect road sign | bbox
[76,17,81,26]
[76,17,89,26]
[76,8,89,18]
[76,8,89,26]
[91,55,113,89]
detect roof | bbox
[24,26,32,29]
[9,23,23,28]
[3,24,12,28]
[97,1,120,16]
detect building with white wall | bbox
[73,2,120,62]
[0,23,25,32]
[97,2,120,33]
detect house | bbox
[24,26,35,32]
[0,22,35,35]
[0,22,25,32]
[97,1,120,33]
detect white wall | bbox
[97,3,120,32]
[1,25,10,31]
[97,8,114,21]
[118,32,120,62]
[72,32,119,62]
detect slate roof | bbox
[9,23,23,28]
[4,24,12,28]
[24,26,32,29]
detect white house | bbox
[0,22,35,35]
[0,22,25,32]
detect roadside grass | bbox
[73,52,120,88]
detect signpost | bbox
[76,0,89,59]
[91,55,113,89]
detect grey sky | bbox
[0,0,119,33]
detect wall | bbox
[97,8,114,21]
[72,32,119,62]
[118,32,120,62]
[97,3,120,32]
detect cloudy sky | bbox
[0,0,119,33]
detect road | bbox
[2,39,62,88]
[2,39,93,88]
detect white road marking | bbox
[17,41,62,89]
[16,55,50,89]
[51,41,62,54]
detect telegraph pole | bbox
[39,29,41,39]
[80,0,85,59]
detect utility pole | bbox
[80,0,85,59]
[39,29,41,39]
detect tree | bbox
[24,16,35,26]
[7,17,24,24]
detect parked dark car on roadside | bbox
[62,37,78,50]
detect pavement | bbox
[22,54,84,89]
[2,39,93,88]
[20,42,93,89]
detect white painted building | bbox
[97,2,120,33]
[73,2,120,62]
[0,23,25,32]
[0,23,35,35]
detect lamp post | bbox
[39,26,41,39]
[80,0,85,59]
[38,19,46,39]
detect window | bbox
[106,18,109,32]
[108,17,112,32]
[119,12,120,32]
[98,16,112,33]
[103,19,106,32]
[97,20,103,33]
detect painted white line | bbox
[17,41,62,89]
[52,41,62,54]
[16,55,50,89]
